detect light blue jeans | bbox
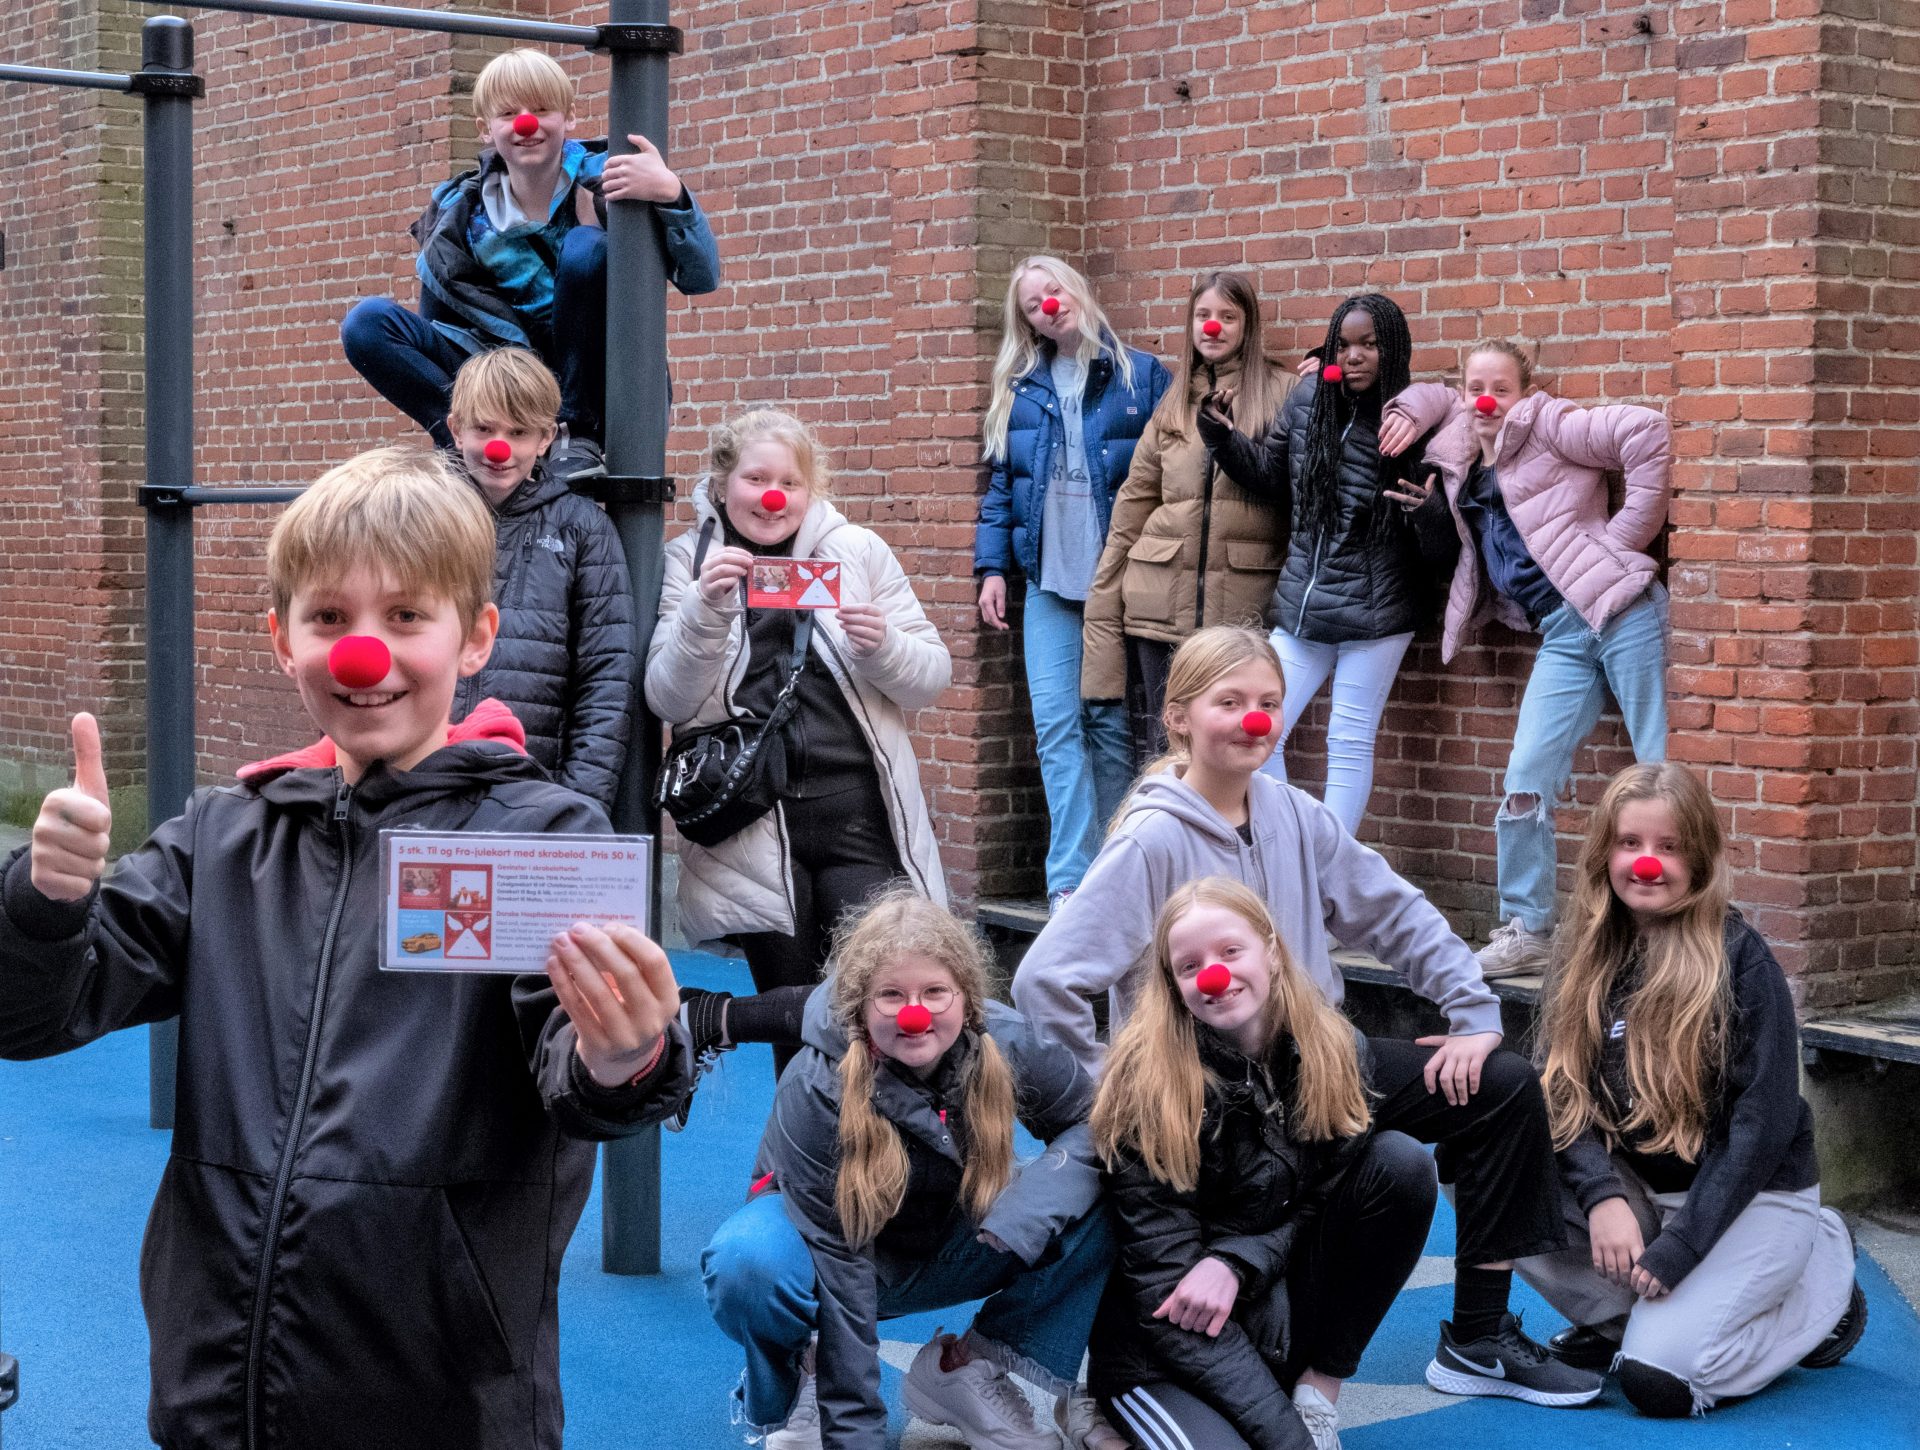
[1499,585,1669,931]
[1024,581,1132,894]
[1259,628,1416,835]
[702,1191,1115,1429]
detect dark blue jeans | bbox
[341,225,609,446]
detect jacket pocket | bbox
[1122,534,1187,625]
[1218,540,1284,630]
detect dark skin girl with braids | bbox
[1194,293,1459,834]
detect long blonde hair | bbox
[1538,764,1733,1161]
[1091,878,1370,1192]
[982,256,1138,462]
[1153,271,1291,442]
[1151,625,1286,773]
[829,888,1019,1248]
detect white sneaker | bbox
[1055,1388,1128,1450]
[764,1365,822,1450]
[1476,918,1551,979]
[903,1334,1059,1449]
[1292,1383,1341,1450]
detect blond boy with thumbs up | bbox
[340,46,720,479]
[0,447,693,1450]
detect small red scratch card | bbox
[748,558,843,610]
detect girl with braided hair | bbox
[1197,293,1457,834]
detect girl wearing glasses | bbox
[702,888,1126,1450]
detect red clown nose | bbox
[1196,964,1232,998]
[1631,856,1664,883]
[1240,709,1272,738]
[895,1003,933,1035]
[1041,296,1061,316]
[1475,394,1499,416]
[761,488,787,513]
[483,439,513,464]
[512,113,539,137]
[1322,364,1343,383]
[1202,319,1223,338]
[328,635,391,690]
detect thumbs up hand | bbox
[600,133,681,204]
[31,713,114,902]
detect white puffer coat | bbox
[646,480,951,945]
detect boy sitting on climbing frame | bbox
[342,45,720,479]
[0,446,692,1449]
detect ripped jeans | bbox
[1498,585,1668,931]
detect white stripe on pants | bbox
[1515,1156,1854,1409]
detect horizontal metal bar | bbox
[140,485,305,507]
[141,0,598,46]
[0,62,135,92]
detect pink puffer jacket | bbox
[1412,387,1672,662]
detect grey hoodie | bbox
[1011,771,1502,1077]
[751,984,1101,1449]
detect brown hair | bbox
[1153,271,1293,441]
[1462,339,1536,390]
[268,447,495,630]
[827,888,1018,1248]
[1538,763,1733,1161]
[448,347,562,435]
[1092,877,1371,1191]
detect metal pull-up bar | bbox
[2,1,681,1277]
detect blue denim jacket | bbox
[974,342,1171,579]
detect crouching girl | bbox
[1086,879,1437,1449]
[702,889,1123,1450]
[1518,763,1865,1415]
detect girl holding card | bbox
[647,409,952,1078]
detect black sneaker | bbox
[1548,1324,1623,1372]
[663,987,733,1134]
[547,428,607,488]
[1427,1313,1604,1406]
[1800,1279,1867,1369]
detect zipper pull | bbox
[334,780,352,822]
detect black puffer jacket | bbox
[1199,377,1450,643]
[452,463,634,810]
[1088,1027,1378,1448]
[0,737,693,1450]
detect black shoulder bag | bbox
[654,519,815,847]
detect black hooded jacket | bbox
[451,462,635,811]
[1087,1026,1377,1448]
[0,736,692,1450]
[1199,377,1445,643]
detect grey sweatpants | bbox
[1515,1157,1854,1411]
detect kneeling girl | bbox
[1088,879,1437,1450]
[703,889,1122,1450]
[1518,762,1865,1415]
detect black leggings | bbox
[1125,635,1175,773]
[1100,1132,1437,1449]
[735,774,904,1076]
[1364,1036,1569,1266]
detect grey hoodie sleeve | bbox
[1011,836,1162,1079]
[977,1015,1103,1262]
[1304,793,1503,1037]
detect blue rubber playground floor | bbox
[2,951,1914,1448]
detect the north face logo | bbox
[536,535,566,553]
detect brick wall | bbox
[1,0,1913,1006]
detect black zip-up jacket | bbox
[1556,909,1819,1290]
[452,462,634,811]
[0,737,693,1450]
[1199,377,1444,643]
[1087,1027,1376,1449]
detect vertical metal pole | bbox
[140,16,197,1131]
[598,0,673,1276]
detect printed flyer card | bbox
[747,558,842,610]
[380,831,652,974]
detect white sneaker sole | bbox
[902,1382,1061,1449]
[1425,1358,1603,1407]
